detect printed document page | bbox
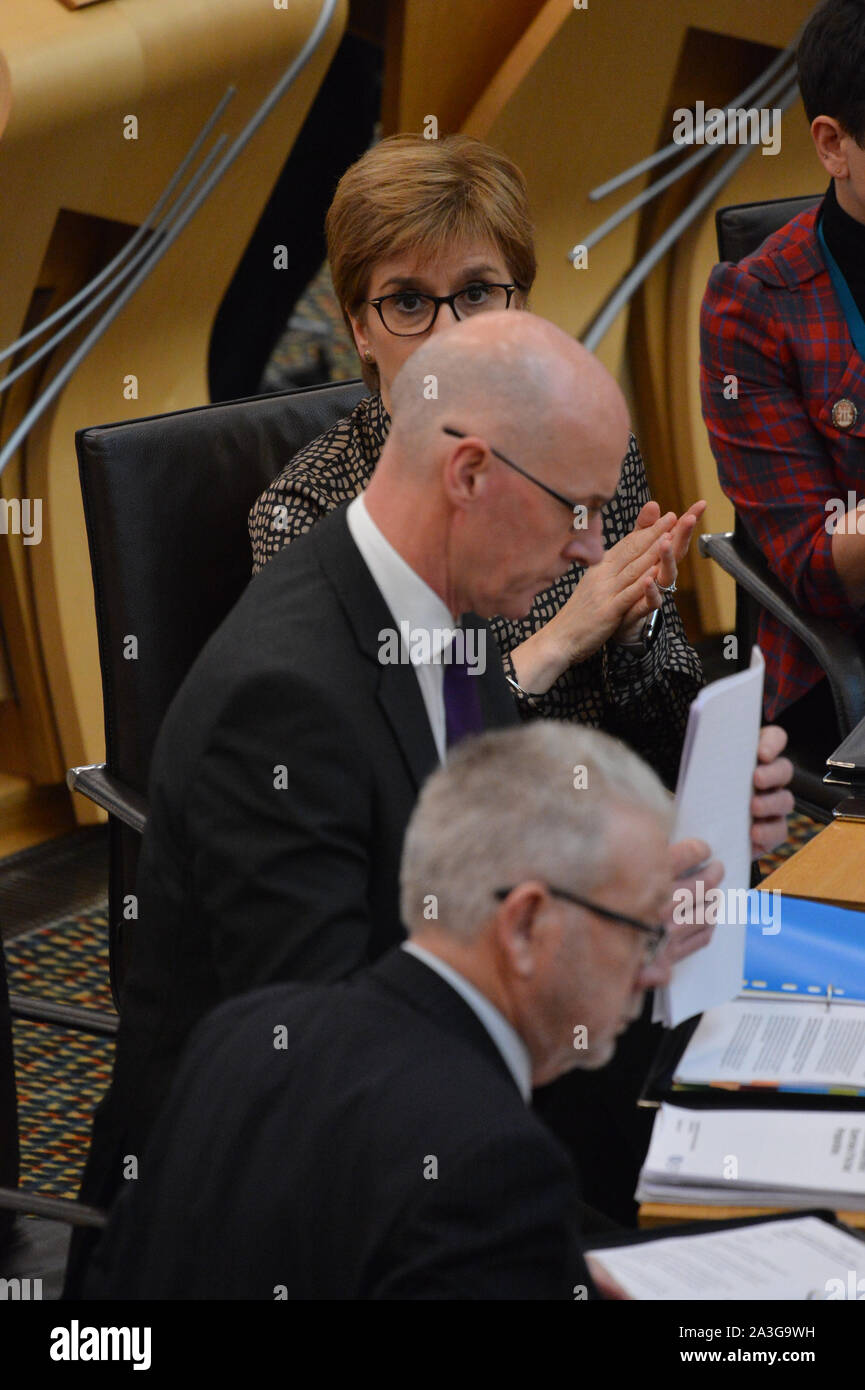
[675,996,865,1092]
[587,1215,865,1300]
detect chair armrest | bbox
[0,1186,106,1228]
[699,531,865,733]
[66,763,148,834]
[8,994,118,1037]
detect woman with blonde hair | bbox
[250,133,705,787]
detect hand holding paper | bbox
[662,838,723,965]
[657,647,765,1027]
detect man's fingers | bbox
[585,1255,632,1300]
[667,857,724,931]
[752,817,789,858]
[665,921,716,963]
[757,724,788,764]
[751,788,795,822]
[668,838,713,880]
[750,731,792,858]
[752,755,794,793]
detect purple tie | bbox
[443,644,484,748]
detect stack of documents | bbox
[637,1105,865,1211]
[587,1214,865,1300]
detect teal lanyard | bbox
[817,216,865,362]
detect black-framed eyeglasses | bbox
[366,282,521,337]
[493,886,668,961]
[442,426,585,520]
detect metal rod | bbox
[0,87,236,368]
[0,134,228,397]
[0,1185,106,1228]
[0,0,339,478]
[588,36,800,202]
[9,992,118,1036]
[571,65,796,261]
[581,81,799,353]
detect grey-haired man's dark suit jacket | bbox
[84,950,599,1300]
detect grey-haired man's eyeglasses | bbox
[493,886,668,961]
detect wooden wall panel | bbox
[0,0,346,816]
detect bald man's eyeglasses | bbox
[366,283,520,336]
[493,886,668,961]
[442,427,585,520]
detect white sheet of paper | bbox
[657,646,764,1028]
[641,1103,865,1205]
[675,996,865,1091]
[587,1215,865,1300]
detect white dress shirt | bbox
[401,941,532,1103]
[347,494,456,762]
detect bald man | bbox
[70,313,646,1269]
[68,314,778,1289]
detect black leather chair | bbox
[68,378,367,1004]
[699,195,865,821]
[1,383,368,1271]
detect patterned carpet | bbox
[756,809,823,882]
[6,907,114,1200]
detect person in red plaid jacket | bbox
[700,0,865,736]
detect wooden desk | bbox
[640,819,865,1231]
[640,1202,865,1232]
[758,820,865,909]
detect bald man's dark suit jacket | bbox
[84,950,599,1300]
[73,506,516,1259]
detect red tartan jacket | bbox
[700,202,865,720]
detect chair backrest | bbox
[715,194,821,265]
[76,378,367,1002]
[76,377,367,796]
